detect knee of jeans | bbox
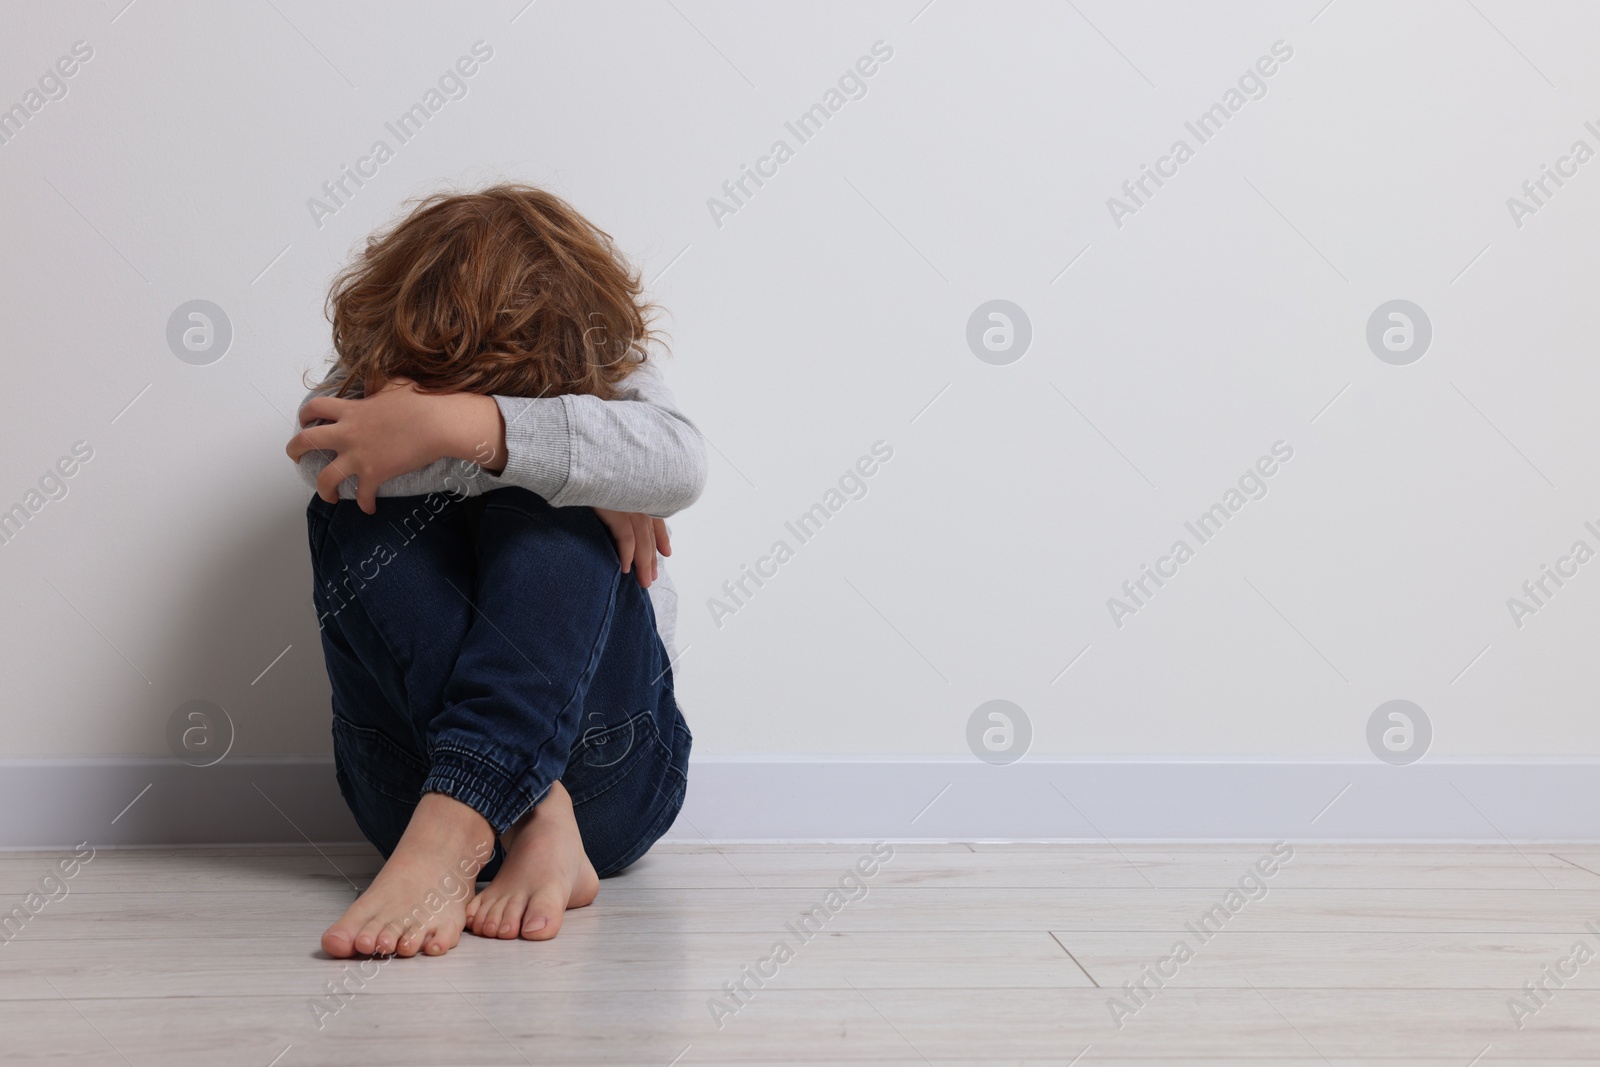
[342,495,455,547]
[479,493,618,573]
[320,496,467,585]
[312,500,379,565]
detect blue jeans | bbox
[306,487,690,878]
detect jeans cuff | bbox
[423,746,543,834]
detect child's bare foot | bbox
[322,792,494,959]
[467,780,598,941]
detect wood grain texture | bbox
[0,843,1594,1064]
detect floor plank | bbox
[2,843,1599,1063]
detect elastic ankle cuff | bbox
[423,747,537,834]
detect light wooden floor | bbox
[3,842,1600,1064]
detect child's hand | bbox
[287,379,505,514]
[593,508,671,588]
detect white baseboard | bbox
[667,758,1600,843]
[3,757,1599,849]
[0,758,363,850]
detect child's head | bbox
[322,184,656,400]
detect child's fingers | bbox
[315,459,351,504]
[298,397,348,426]
[633,514,655,587]
[356,477,378,515]
[652,518,671,558]
[286,423,335,461]
[612,524,635,574]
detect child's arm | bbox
[290,383,499,508]
[288,361,706,517]
[491,361,706,516]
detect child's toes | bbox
[352,918,387,956]
[394,923,427,958]
[422,927,456,956]
[497,895,527,939]
[321,921,359,959]
[374,921,403,957]
[521,888,567,941]
[475,894,506,938]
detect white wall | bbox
[3,0,1599,793]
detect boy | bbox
[287,184,703,956]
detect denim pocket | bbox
[564,708,670,807]
[567,713,686,876]
[331,716,429,806]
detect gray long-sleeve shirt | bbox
[295,360,704,659]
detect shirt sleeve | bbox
[292,361,706,515]
[487,360,707,517]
